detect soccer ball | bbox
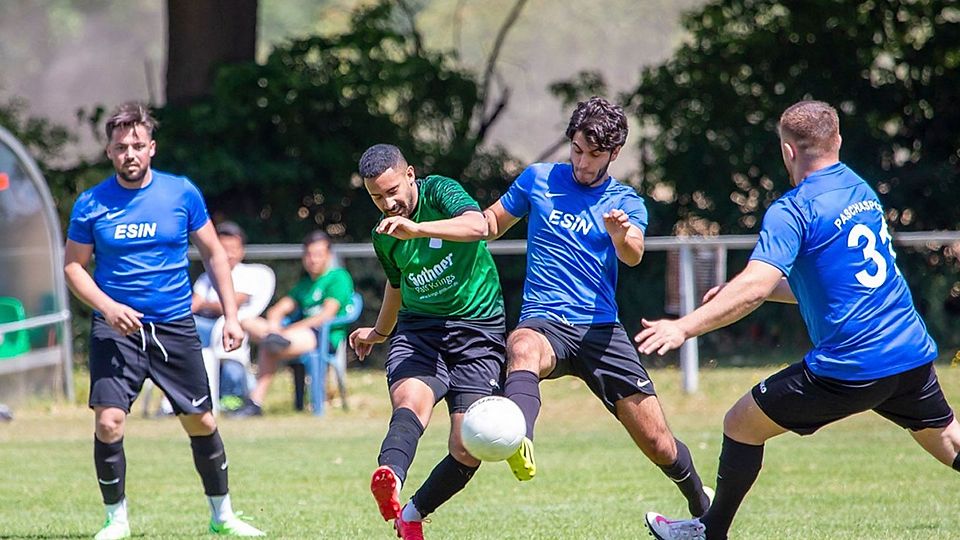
[461,396,526,462]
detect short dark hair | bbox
[359,144,407,179]
[105,102,158,140]
[565,96,628,151]
[216,221,247,244]
[302,230,331,247]
[778,100,840,157]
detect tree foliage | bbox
[624,0,960,347]
[154,1,516,242]
[629,0,960,234]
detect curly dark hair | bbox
[565,96,628,151]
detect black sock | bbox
[190,430,228,496]
[94,436,126,505]
[504,370,541,440]
[411,454,480,517]
[658,438,710,517]
[701,435,764,540]
[953,452,960,473]
[378,407,424,485]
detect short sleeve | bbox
[324,268,355,308]
[374,238,402,288]
[750,198,805,276]
[426,176,481,218]
[183,179,210,232]
[498,166,535,219]
[67,192,96,244]
[620,191,649,234]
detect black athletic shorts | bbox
[89,315,212,415]
[752,360,954,435]
[516,318,656,415]
[385,314,506,413]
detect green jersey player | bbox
[349,144,506,540]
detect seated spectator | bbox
[233,230,354,417]
[191,221,272,408]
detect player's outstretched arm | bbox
[349,283,401,361]
[64,239,144,335]
[483,201,521,241]
[635,260,783,355]
[376,210,488,242]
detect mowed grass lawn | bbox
[1,362,958,539]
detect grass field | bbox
[1,362,958,539]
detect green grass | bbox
[1,363,958,539]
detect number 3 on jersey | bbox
[847,220,899,288]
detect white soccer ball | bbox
[461,396,526,462]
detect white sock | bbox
[401,501,423,522]
[106,498,128,523]
[208,494,234,524]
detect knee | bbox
[506,331,545,372]
[449,442,480,468]
[95,412,125,442]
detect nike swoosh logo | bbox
[220,461,228,471]
[191,395,209,407]
[638,380,651,388]
[98,478,121,485]
[105,209,125,219]
[544,192,565,198]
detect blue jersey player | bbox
[64,103,264,539]
[484,97,712,517]
[639,101,960,540]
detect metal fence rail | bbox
[186,231,960,393]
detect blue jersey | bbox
[500,162,648,324]
[67,170,210,323]
[751,162,936,380]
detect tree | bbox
[624,0,960,345]
[153,1,522,243]
[166,0,258,105]
[628,0,960,235]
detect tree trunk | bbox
[165,0,258,106]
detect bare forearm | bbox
[204,254,239,320]
[64,264,116,313]
[677,279,769,338]
[613,235,644,266]
[416,212,488,242]
[375,284,402,334]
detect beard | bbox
[117,163,147,184]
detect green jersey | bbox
[287,266,354,347]
[372,175,504,320]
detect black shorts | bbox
[753,361,955,435]
[89,315,212,415]
[385,314,506,414]
[516,318,656,415]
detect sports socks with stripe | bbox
[190,430,229,496]
[409,454,480,519]
[657,438,710,517]
[94,436,126,505]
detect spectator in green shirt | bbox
[233,231,354,417]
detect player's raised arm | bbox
[602,208,645,266]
